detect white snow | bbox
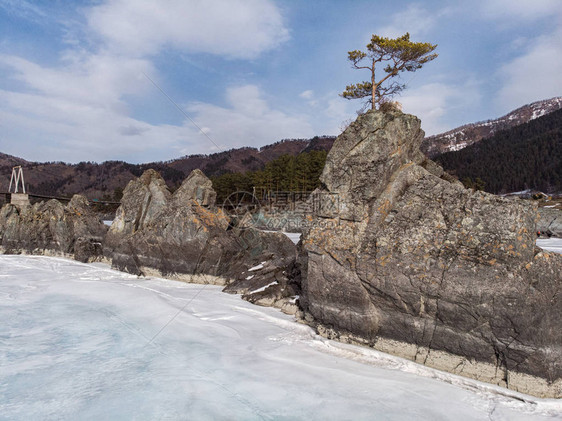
[283,232,302,244]
[249,280,278,294]
[248,263,264,271]
[0,255,561,420]
[264,230,302,244]
[504,189,532,196]
[103,220,113,226]
[448,141,469,152]
[537,238,562,254]
[531,108,547,120]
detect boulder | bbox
[104,169,298,309]
[299,109,562,398]
[0,195,107,262]
[537,207,562,237]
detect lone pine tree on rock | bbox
[341,33,438,110]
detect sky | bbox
[0,0,561,164]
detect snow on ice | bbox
[0,255,561,420]
[537,238,562,255]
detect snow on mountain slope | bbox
[1,255,560,420]
[422,97,562,157]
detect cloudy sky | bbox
[0,0,561,163]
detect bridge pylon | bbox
[8,166,30,207]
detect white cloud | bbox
[299,89,319,108]
[299,90,314,100]
[0,82,315,162]
[496,28,562,110]
[480,0,562,21]
[0,87,196,163]
[378,4,439,38]
[87,0,289,59]
[0,0,294,163]
[0,0,46,20]
[185,85,314,152]
[483,0,562,111]
[0,53,153,109]
[400,82,482,135]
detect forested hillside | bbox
[211,150,327,202]
[421,96,562,157]
[3,98,562,201]
[436,108,562,194]
[0,136,335,200]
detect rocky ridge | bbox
[0,195,107,262]
[537,208,562,238]
[299,109,562,398]
[0,169,301,313]
[421,96,562,157]
[1,112,561,398]
[103,169,300,313]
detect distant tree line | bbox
[436,108,562,194]
[211,150,328,203]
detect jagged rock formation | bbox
[104,169,299,311]
[299,109,562,398]
[538,208,562,238]
[0,195,107,262]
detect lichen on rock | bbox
[299,109,562,398]
[104,169,299,309]
[537,207,562,237]
[0,195,107,262]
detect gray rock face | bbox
[0,195,107,262]
[174,169,217,207]
[300,110,562,398]
[104,169,298,309]
[537,207,562,237]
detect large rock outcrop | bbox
[0,195,107,262]
[537,207,562,237]
[299,110,562,398]
[104,169,299,311]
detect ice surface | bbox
[1,256,561,420]
[537,238,562,254]
[263,230,301,244]
[283,232,302,244]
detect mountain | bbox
[3,96,562,201]
[421,97,562,158]
[0,152,28,167]
[0,136,335,200]
[167,136,334,176]
[435,107,562,195]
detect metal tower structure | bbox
[8,166,26,194]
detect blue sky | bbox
[0,0,561,163]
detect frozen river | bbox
[537,237,562,254]
[0,255,560,420]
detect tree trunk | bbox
[371,62,376,110]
